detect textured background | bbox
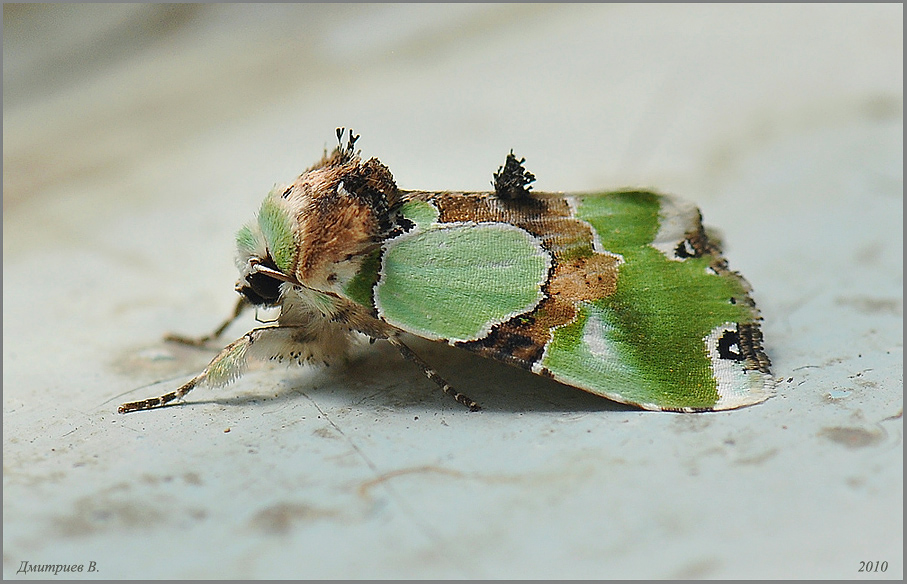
[3,4,902,579]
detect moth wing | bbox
[373,216,551,345]
[531,191,773,411]
[356,191,773,411]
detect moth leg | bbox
[119,328,257,413]
[164,297,249,346]
[117,375,197,413]
[386,336,480,411]
[119,323,334,413]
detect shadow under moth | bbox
[120,129,773,414]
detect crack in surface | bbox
[300,391,455,564]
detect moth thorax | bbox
[280,187,376,293]
[279,152,399,290]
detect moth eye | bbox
[237,285,269,306]
[238,258,283,305]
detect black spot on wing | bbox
[674,239,697,259]
[717,329,744,361]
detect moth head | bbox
[234,142,400,305]
[235,190,295,305]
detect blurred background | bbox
[4,4,902,579]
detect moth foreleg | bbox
[386,336,480,411]
[164,297,249,347]
[119,328,257,413]
[119,324,334,413]
[117,377,197,413]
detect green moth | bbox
[119,129,773,414]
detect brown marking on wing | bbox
[406,191,622,369]
[458,254,620,369]
[431,191,567,223]
[737,323,772,374]
[426,192,593,255]
[548,254,620,302]
[456,295,571,368]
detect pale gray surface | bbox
[3,4,902,579]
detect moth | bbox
[119,129,773,414]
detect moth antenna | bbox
[334,127,361,161]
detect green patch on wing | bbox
[344,249,381,309]
[377,223,550,342]
[258,196,295,272]
[558,242,597,262]
[541,304,640,390]
[399,200,440,230]
[543,192,754,410]
[344,201,440,310]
